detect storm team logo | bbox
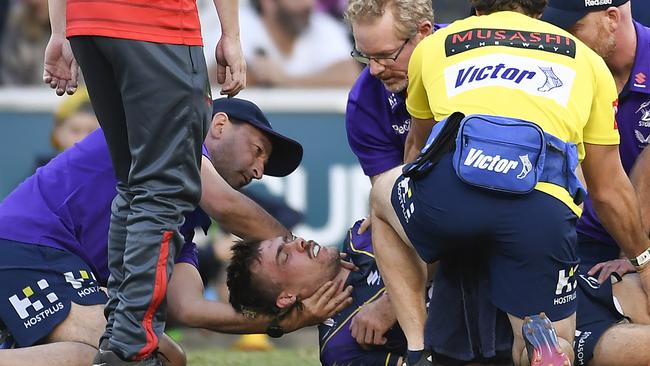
[636,100,650,125]
[635,100,650,145]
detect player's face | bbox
[254,236,341,301]
[54,112,100,151]
[570,11,616,60]
[352,9,415,93]
[213,122,273,189]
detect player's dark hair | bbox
[470,0,547,17]
[226,239,282,316]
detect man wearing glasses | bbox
[345,0,437,186]
[342,1,512,365]
[341,3,436,362]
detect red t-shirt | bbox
[66,0,203,46]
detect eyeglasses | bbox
[350,37,411,65]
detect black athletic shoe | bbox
[92,339,163,366]
[402,350,435,366]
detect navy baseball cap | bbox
[212,98,303,177]
[542,0,630,30]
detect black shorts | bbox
[574,270,626,366]
[390,153,579,320]
[0,240,107,347]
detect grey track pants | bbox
[70,36,210,361]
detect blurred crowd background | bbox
[0,0,470,88]
[0,0,647,89]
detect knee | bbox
[159,335,186,366]
[369,176,392,219]
[369,181,383,214]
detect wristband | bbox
[266,317,284,338]
[630,247,650,269]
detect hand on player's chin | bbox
[284,280,353,331]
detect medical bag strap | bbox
[539,133,587,205]
[403,112,465,179]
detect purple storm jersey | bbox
[346,24,444,178]
[346,69,411,177]
[318,220,407,366]
[0,129,209,285]
[577,21,650,252]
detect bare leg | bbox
[158,334,186,366]
[591,324,650,366]
[509,313,575,366]
[0,342,98,366]
[45,303,106,345]
[0,303,185,366]
[0,303,104,366]
[371,167,428,350]
[585,274,650,365]
[613,273,650,324]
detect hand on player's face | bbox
[282,280,353,331]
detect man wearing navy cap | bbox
[0,98,353,366]
[543,1,650,365]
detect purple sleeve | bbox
[346,99,404,177]
[202,144,211,161]
[175,241,199,268]
[345,220,375,257]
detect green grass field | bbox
[174,326,321,365]
[186,348,321,366]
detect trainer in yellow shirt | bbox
[407,11,619,215]
[367,2,650,366]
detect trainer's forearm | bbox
[168,263,273,333]
[630,147,650,232]
[583,144,650,259]
[203,185,289,240]
[404,117,434,163]
[177,297,307,334]
[48,0,67,35]
[590,175,650,259]
[168,264,305,334]
[182,298,273,334]
[199,157,289,240]
[213,0,240,38]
